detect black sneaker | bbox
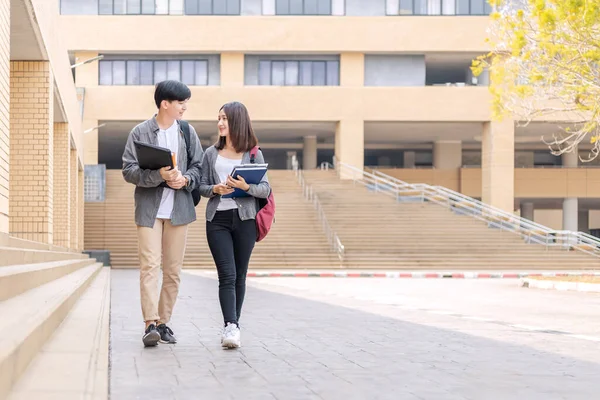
[142,324,160,347]
[157,324,177,344]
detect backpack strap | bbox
[249,145,260,164]
[179,120,192,164]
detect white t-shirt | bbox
[156,120,179,219]
[215,154,242,211]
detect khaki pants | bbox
[138,219,188,324]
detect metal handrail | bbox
[320,161,333,170]
[292,157,345,261]
[332,160,600,258]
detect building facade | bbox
[1,0,85,250]
[59,0,600,235]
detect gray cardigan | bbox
[199,146,271,222]
[122,117,203,227]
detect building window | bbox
[60,0,98,14]
[185,0,240,14]
[93,0,185,14]
[276,0,332,15]
[99,60,209,85]
[392,0,492,15]
[258,60,339,86]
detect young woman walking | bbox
[199,101,270,348]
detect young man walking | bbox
[122,80,203,347]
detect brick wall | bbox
[53,122,71,248]
[0,0,9,234]
[70,149,78,249]
[9,61,54,244]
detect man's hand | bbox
[167,175,187,190]
[159,166,179,181]
[226,175,250,192]
[212,183,234,196]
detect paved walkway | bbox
[111,270,600,400]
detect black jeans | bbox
[206,209,256,325]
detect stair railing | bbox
[332,160,600,258]
[292,156,345,261]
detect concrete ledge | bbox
[0,264,102,399]
[0,247,88,267]
[0,259,96,301]
[0,233,75,253]
[522,277,600,293]
[8,268,110,400]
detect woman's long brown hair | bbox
[215,101,258,153]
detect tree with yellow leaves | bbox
[473,0,600,161]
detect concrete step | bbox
[0,259,97,301]
[0,263,103,399]
[0,234,71,253]
[7,268,110,400]
[0,247,88,267]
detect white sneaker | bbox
[221,322,241,349]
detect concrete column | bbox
[562,148,579,167]
[433,141,462,169]
[53,123,71,248]
[0,0,9,234]
[82,119,99,165]
[403,151,416,168]
[303,136,317,170]
[78,167,84,251]
[335,119,364,178]
[9,61,54,244]
[562,198,578,231]
[520,202,534,221]
[286,151,297,170]
[482,120,515,212]
[562,147,578,232]
[70,149,79,250]
[340,53,364,87]
[74,51,100,88]
[220,53,244,87]
[74,52,100,165]
[578,210,589,233]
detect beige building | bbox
[58,0,600,237]
[1,0,85,250]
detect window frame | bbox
[96,0,180,14]
[387,0,492,16]
[275,0,333,16]
[183,0,241,15]
[98,59,209,86]
[258,59,340,86]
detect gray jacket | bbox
[199,146,270,222]
[122,116,204,227]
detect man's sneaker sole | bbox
[159,338,177,344]
[143,330,160,347]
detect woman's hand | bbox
[226,175,250,192]
[213,183,234,196]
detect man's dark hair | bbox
[154,80,191,108]
[216,101,258,153]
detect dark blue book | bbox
[221,163,268,198]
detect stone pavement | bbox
[111,270,600,400]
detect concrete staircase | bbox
[0,235,108,399]
[85,170,340,269]
[302,170,600,269]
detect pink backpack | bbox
[250,146,275,242]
